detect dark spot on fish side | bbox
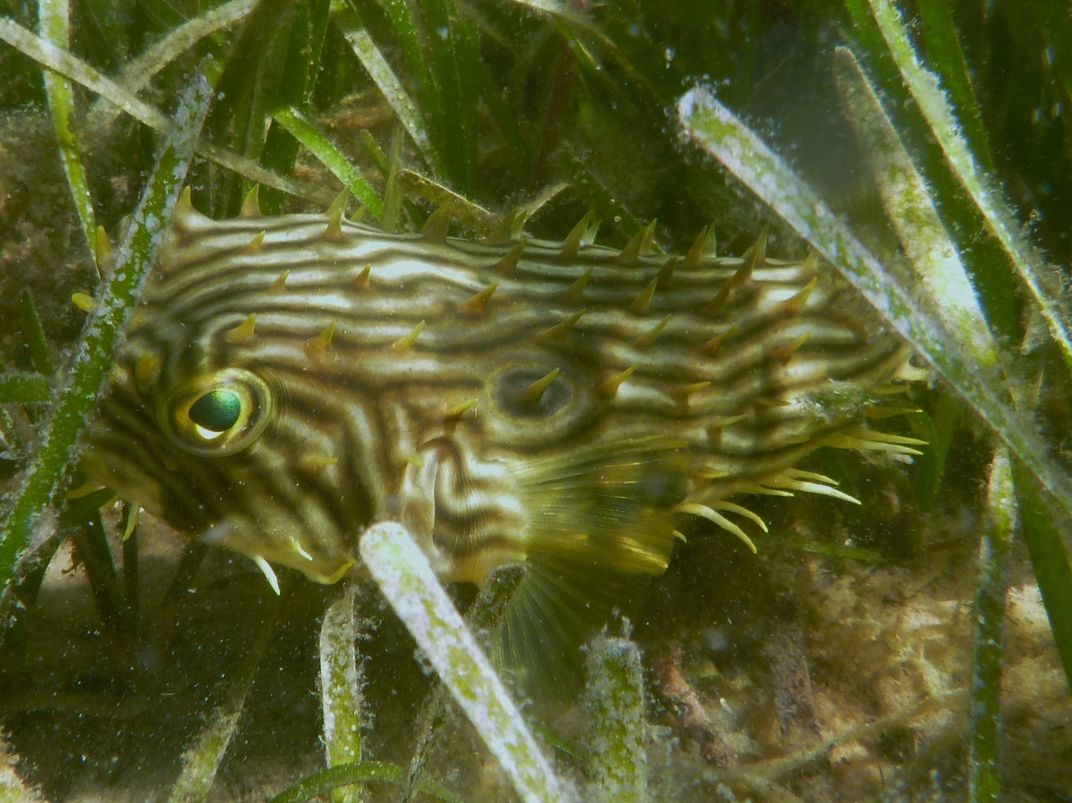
[495,367,572,418]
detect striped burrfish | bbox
[82,189,924,664]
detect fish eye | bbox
[160,368,272,456]
[188,389,242,436]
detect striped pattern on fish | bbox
[83,190,923,654]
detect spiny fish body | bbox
[83,193,923,656]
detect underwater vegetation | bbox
[0,0,1070,800]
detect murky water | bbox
[1,2,1070,800]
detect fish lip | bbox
[199,518,353,584]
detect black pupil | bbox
[188,388,242,433]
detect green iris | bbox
[188,388,242,433]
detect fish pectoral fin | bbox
[497,436,690,687]
[514,435,690,575]
[494,559,602,689]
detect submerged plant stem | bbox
[16,289,57,376]
[359,521,572,803]
[269,760,462,803]
[675,86,1072,527]
[38,0,97,267]
[584,634,648,803]
[332,3,435,169]
[0,17,328,205]
[863,0,1072,374]
[968,449,1015,803]
[318,580,364,803]
[0,74,212,601]
[833,46,998,369]
[0,373,50,404]
[168,593,280,802]
[273,107,383,219]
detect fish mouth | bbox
[83,436,356,586]
[199,518,353,585]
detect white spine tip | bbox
[252,555,281,595]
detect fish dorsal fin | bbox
[497,436,689,686]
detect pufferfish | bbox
[81,188,924,666]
